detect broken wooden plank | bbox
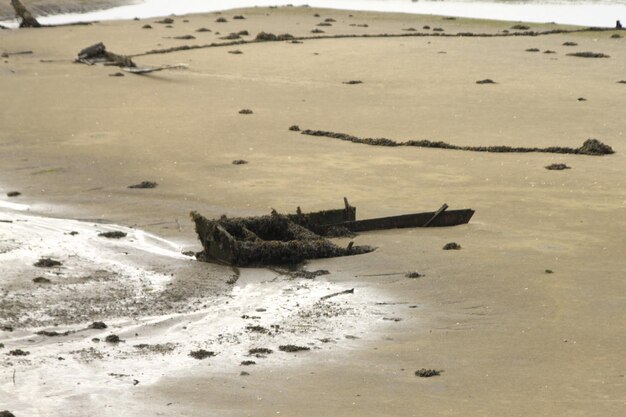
[11,0,41,28]
[422,203,449,227]
[121,64,188,74]
[320,288,354,300]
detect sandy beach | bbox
[1,5,625,416]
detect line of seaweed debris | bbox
[296,129,614,156]
[132,27,618,57]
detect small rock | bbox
[33,258,62,268]
[289,125,300,131]
[240,360,256,366]
[32,277,51,284]
[142,24,152,29]
[196,27,211,32]
[232,160,248,165]
[8,349,30,356]
[545,163,570,170]
[156,18,174,24]
[415,368,442,377]
[98,231,127,239]
[476,79,496,84]
[216,17,228,23]
[109,72,125,77]
[233,15,245,20]
[405,271,422,278]
[128,181,158,189]
[239,109,253,114]
[89,321,107,329]
[189,349,216,359]
[105,334,121,343]
[442,242,461,250]
[6,191,20,197]
[278,345,310,353]
[342,80,363,85]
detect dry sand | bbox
[1,6,625,416]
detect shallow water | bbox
[2,0,626,27]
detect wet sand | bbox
[1,6,625,416]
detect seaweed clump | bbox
[415,368,442,377]
[566,51,610,58]
[297,129,615,156]
[191,210,374,266]
[255,32,294,41]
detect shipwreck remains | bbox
[191,209,373,266]
[191,200,473,266]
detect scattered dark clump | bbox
[562,41,578,46]
[105,334,121,343]
[228,50,243,54]
[290,40,303,44]
[543,50,556,54]
[350,23,368,27]
[173,35,195,40]
[443,242,461,250]
[289,125,300,131]
[128,181,158,189]
[220,32,240,40]
[237,30,249,36]
[298,129,615,156]
[9,349,30,356]
[432,27,444,32]
[288,269,330,279]
[36,330,70,337]
[240,371,250,376]
[142,24,152,29]
[567,52,610,58]
[617,80,626,84]
[6,191,21,197]
[476,79,496,84]
[182,250,196,257]
[34,258,62,268]
[525,48,540,52]
[443,17,456,20]
[226,274,239,284]
[68,231,79,236]
[415,368,442,377]
[216,17,227,23]
[511,24,530,30]
[134,343,176,354]
[248,347,273,355]
[32,277,51,284]
[196,27,211,32]
[313,13,320,17]
[156,18,174,24]
[545,163,571,170]
[403,27,416,32]
[610,33,622,38]
[405,271,422,278]
[579,138,614,155]
[241,360,256,366]
[545,269,554,274]
[232,160,248,165]
[279,345,310,352]
[255,32,294,41]
[325,18,336,22]
[109,72,124,77]
[89,321,107,329]
[189,349,216,359]
[578,97,587,101]
[233,15,245,20]
[98,231,127,239]
[423,25,430,30]
[343,80,363,85]
[311,28,324,33]
[239,109,253,114]
[1,325,14,332]
[246,325,268,333]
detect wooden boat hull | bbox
[327,209,475,232]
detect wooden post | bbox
[11,0,41,28]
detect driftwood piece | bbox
[122,64,188,74]
[11,0,41,28]
[320,288,354,300]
